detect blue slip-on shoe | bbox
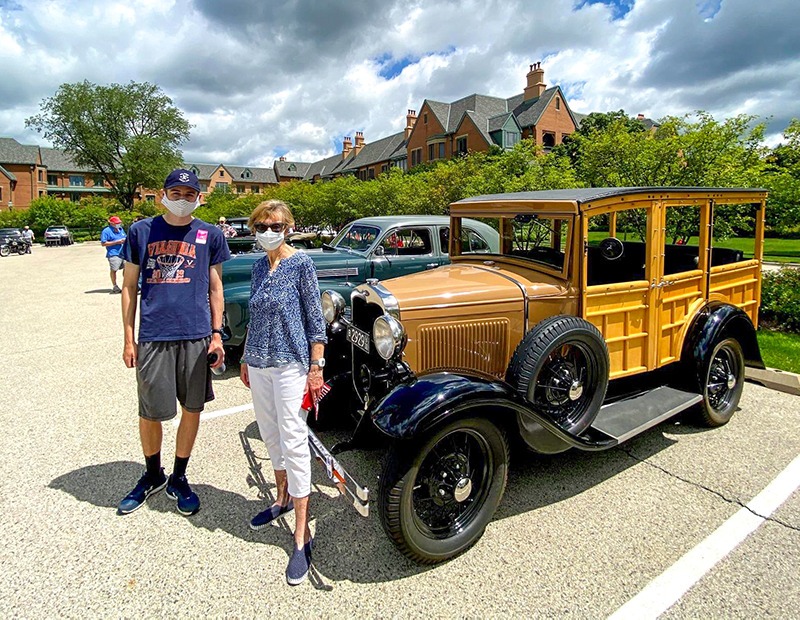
[165,474,200,516]
[249,500,294,531]
[286,539,313,586]
[117,469,167,515]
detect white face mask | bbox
[256,229,284,251]
[161,195,199,217]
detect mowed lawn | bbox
[587,232,800,264]
[757,330,800,374]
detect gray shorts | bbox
[136,338,214,421]
[108,256,124,271]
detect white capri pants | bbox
[248,362,311,498]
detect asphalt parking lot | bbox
[1,242,798,618]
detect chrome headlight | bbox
[373,314,405,360]
[321,290,346,324]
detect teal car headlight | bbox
[373,314,405,360]
[321,290,346,324]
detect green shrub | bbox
[760,268,800,333]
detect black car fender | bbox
[369,370,617,451]
[681,301,764,375]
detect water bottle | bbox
[207,352,226,376]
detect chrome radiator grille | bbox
[418,319,509,378]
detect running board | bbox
[308,428,370,517]
[591,386,703,443]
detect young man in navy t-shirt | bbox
[117,169,231,516]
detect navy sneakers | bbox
[117,469,167,515]
[165,474,200,516]
[286,538,313,586]
[249,500,294,531]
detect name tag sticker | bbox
[196,230,208,244]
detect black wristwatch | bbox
[211,328,224,337]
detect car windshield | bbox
[0,228,20,234]
[452,215,571,272]
[330,224,380,253]
[47,226,66,231]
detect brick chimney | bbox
[342,136,352,159]
[279,155,286,162]
[405,109,417,140]
[354,131,365,155]
[524,62,546,101]
[637,113,645,120]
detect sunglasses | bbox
[253,222,285,233]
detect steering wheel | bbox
[599,237,624,261]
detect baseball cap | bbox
[108,216,122,225]
[163,168,201,192]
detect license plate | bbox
[347,325,370,353]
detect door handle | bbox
[426,263,438,269]
[655,279,675,288]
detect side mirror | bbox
[374,245,385,257]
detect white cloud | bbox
[1,0,798,166]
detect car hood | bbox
[377,262,567,312]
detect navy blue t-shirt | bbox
[122,216,231,342]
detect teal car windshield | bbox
[331,224,380,253]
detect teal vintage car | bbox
[221,215,499,350]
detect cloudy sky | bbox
[1,0,798,168]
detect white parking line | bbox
[609,454,800,620]
[172,403,253,427]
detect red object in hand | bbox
[302,382,332,418]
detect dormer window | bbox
[190,166,199,175]
[288,163,297,172]
[242,169,252,179]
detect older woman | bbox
[240,199,326,586]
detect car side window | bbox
[380,228,432,256]
[439,227,491,255]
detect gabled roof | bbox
[184,163,220,181]
[0,138,40,165]
[341,132,406,171]
[274,160,311,178]
[0,164,16,182]
[304,152,352,180]
[40,147,95,173]
[508,86,579,130]
[225,165,277,184]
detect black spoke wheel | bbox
[698,337,744,427]
[379,417,508,564]
[507,316,609,434]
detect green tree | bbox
[26,80,191,210]
[764,119,800,234]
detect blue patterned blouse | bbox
[242,251,327,370]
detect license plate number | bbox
[347,325,370,353]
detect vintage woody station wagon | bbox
[316,187,767,564]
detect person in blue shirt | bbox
[116,169,231,517]
[100,216,127,293]
[240,199,326,585]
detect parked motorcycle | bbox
[0,238,28,257]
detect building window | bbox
[504,131,520,149]
[236,185,245,193]
[69,175,84,186]
[428,141,445,161]
[94,175,104,187]
[219,171,224,177]
[411,149,422,166]
[381,164,389,173]
[542,132,556,148]
[47,174,58,186]
[190,166,199,175]
[394,158,407,172]
[556,97,561,110]
[456,136,468,155]
[70,193,81,202]
[368,168,375,180]
[423,113,428,124]
[288,163,297,172]
[251,185,260,193]
[216,182,229,193]
[200,183,208,192]
[0,187,3,201]
[439,142,445,159]
[242,169,252,179]
[38,170,43,182]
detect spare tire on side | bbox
[506,315,609,435]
